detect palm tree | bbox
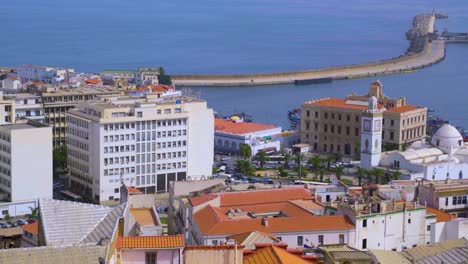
[372,168,385,184]
[257,151,268,169]
[317,168,325,182]
[356,167,367,186]
[309,155,321,170]
[325,153,336,168]
[239,144,252,160]
[295,153,305,180]
[333,166,345,181]
[391,170,402,181]
[283,153,292,169]
[235,160,254,175]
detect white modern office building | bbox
[0,120,53,202]
[66,93,214,204]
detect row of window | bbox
[70,171,92,184]
[0,132,11,142]
[68,149,89,163]
[0,154,11,165]
[306,110,360,123]
[67,127,89,140]
[69,160,89,174]
[0,176,11,188]
[136,162,187,174]
[0,167,11,177]
[450,196,468,205]
[0,143,11,154]
[104,167,135,176]
[67,116,89,129]
[136,108,182,118]
[67,138,89,151]
[103,119,187,132]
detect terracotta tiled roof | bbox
[130,208,157,226]
[385,104,419,113]
[127,186,142,194]
[214,201,314,218]
[244,245,316,264]
[227,231,280,245]
[190,188,311,208]
[426,207,456,223]
[116,235,184,249]
[190,193,218,206]
[215,118,278,135]
[21,222,38,235]
[220,188,312,207]
[185,245,245,250]
[85,79,101,85]
[136,84,173,93]
[194,205,355,236]
[306,98,384,110]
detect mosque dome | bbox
[431,124,464,153]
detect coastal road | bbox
[172,40,446,87]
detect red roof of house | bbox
[306,98,384,110]
[193,204,354,236]
[190,188,312,207]
[426,207,456,223]
[244,245,317,264]
[385,104,419,113]
[215,118,278,135]
[127,186,142,194]
[116,235,184,249]
[185,245,245,250]
[85,79,101,85]
[136,84,173,93]
[21,222,38,235]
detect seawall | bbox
[171,14,445,87]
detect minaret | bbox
[360,96,383,169]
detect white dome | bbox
[409,140,430,150]
[431,124,464,153]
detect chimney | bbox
[261,217,268,227]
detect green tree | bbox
[355,141,361,160]
[283,153,292,169]
[212,166,219,174]
[235,160,255,176]
[356,167,367,186]
[278,167,288,177]
[294,167,309,178]
[325,153,336,168]
[239,144,252,160]
[333,166,345,181]
[317,168,325,182]
[53,145,67,176]
[309,155,322,171]
[371,168,385,184]
[391,170,402,181]
[158,67,172,85]
[256,151,268,169]
[28,206,38,219]
[295,153,305,180]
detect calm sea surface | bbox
[1,0,467,128]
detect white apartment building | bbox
[338,200,427,251]
[418,179,468,218]
[4,93,44,122]
[0,121,53,202]
[18,64,74,85]
[66,94,214,204]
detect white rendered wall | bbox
[10,126,52,201]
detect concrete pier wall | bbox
[172,14,446,87]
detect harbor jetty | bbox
[171,13,446,87]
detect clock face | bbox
[363,120,371,132]
[374,120,381,132]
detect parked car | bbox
[16,219,29,226]
[261,178,274,184]
[221,156,231,161]
[0,222,12,228]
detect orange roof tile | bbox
[21,222,38,235]
[227,231,280,245]
[385,104,419,113]
[426,207,456,223]
[215,118,278,135]
[127,186,142,194]
[136,84,173,93]
[214,201,314,218]
[307,98,384,110]
[244,245,316,264]
[219,188,311,207]
[85,79,101,85]
[194,205,354,236]
[190,193,218,207]
[130,208,157,226]
[116,235,184,249]
[185,245,245,250]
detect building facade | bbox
[40,86,121,146]
[66,94,214,204]
[214,118,282,156]
[300,81,427,157]
[18,64,74,85]
[0,121,52,202]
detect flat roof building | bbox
[66,94,214,204]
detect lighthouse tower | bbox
[360,96,383,169]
